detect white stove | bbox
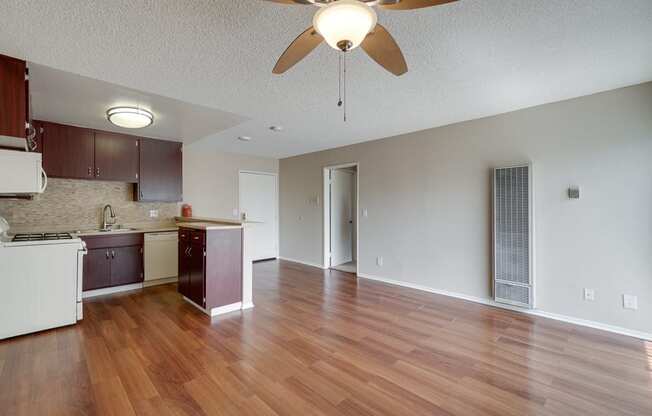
[0,224,86,339]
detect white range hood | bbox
[0,149,47,196]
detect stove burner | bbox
[12,232,73,242]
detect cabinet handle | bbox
[188,247,192,256]
[88,167,92,176]
[105,250,109,259]
[111,250,115,258]
[96,167,100,177]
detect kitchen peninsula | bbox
[176,217,255,315]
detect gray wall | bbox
[183,147,278,220]
[279,82,652,334]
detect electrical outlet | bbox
[148,209,159,218]
[583,288,595,301]
[623,294,638,310]
[376,256,383,267]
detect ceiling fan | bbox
[268,0,458,76]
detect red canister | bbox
[181,204,192,218]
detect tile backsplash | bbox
[0,178,179,233]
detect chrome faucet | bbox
[102,204,116,231]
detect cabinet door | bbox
[178,241,191,297]
[83,248,111,291]
[94,131,139,182]
[110,245,143,286]
[41,121,95,179]
[137,139,182,202]
[188,242,205,307]
[0,54,26,139]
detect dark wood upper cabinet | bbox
[41,121,95,179]
[32,119,182,193]
[136,138,182,202]
[94,131,139,183]
[0,54,27,140]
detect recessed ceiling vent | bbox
[493,164,534,308]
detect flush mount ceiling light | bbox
[106,106,154,129]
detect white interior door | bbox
[239,171,278,261]
[330,169,354,266]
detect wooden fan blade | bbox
[379,0,458,11]
[273,27,323,74]
[360,24,407,76]
[263,0,313,4]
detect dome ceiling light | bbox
[106,106,154,129]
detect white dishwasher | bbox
[144,232,178,282]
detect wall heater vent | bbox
[493,164,534,308]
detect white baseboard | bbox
[210,302,242,316]
[143,276,178,288]
[182,297,253,317]
[83,283,143,299]
[356,272,652,341]
[278,256,327,270]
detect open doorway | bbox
[323,163,358,275]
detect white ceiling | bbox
[1,0,651,158]
[29,64,247,143]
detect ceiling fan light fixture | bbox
[107,106,154,129]
[313,0,377,51]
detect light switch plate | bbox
[363,209,368,218]
[583,288,595,301]
[376,256,383,267]
[623,294,638,310]
[232,208,239,218]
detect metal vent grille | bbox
[495,282,530,306]
[493,165,534,308]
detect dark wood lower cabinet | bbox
[178,236,205,306]
[82,234,144,291]
[83,248,111,291]
[110,246,144,287]
[189,241,205,307]
[178,240,191,298]
[178,227,242,312]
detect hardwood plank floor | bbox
[1,259,651,415]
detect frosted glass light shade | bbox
[107,107,154,129]
[313,0,377,51]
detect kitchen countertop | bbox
[175,216,243,225]
[75,225,179,237]
[177,221,243,231]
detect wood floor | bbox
[1,260,651,415]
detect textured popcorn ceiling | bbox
[0,0,651,158]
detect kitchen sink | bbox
[75,226,138,234]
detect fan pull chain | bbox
[343,52,347,122]
[336,52,348,122]
[338,53,343,108]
